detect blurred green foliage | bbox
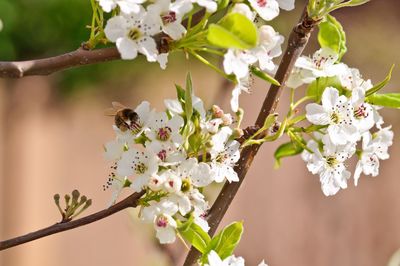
[0,0,142,95]
[0,0,91,60]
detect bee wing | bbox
[104,107,117,116]
[112,101,127,109]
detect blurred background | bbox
[1,0,400,265]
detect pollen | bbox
[128,28,141,40]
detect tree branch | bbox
[0,191,145,251]
[0,47,121,78]
[183,5,320,265]
[0,9,205,79]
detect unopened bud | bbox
[212,105,224,118]
[54,194,60,204]
[72,190,80,200]
[80,195,87,204]
[222,114,233,126]
[64,194,71,205]
[232,128,244,139]
[205,141,213,148]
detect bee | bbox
[105,102,140,132]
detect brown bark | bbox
[0,191,144,251]
[183,6,320,265]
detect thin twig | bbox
[183,5,320,265]
[0,191,145,251]
[0,9,205,79]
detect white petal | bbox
[248,0,279,21]
[99,0,116,12]
[104,16,127,42]
[164,22,186,40]
[277,0,294,10]
[321,87,339,110]
[116,38,139,60]
[117,1,141,14]
[137,37,158,62]
[156,226,176,244]
[305,103,330,125]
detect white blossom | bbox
[306,87,359,145]
[210,130,241,183]
[302,136,355,196]
[354,127,393,185]
[250,25,284,72]
[117,148,159,191]
[146,112,184,147]
[295,47,346,80]
[104,10,161,61]
[351,87,380,133]
[147,0,193,40]
[338,64,373,91]
[248,0,294,21]
[141,200,178,244]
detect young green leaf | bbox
[207,13,258,49]
[206,221,243,260]
[365,64,395,97]
[175,84,186,103]
[178,222,211,254]
[274,141,304,168]
[306,76,342,102]
[366,93,400,109]
[250,66,280,86]
[185,73,194,123]
[318,14,347,60]
[340,0,370,7]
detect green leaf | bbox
[318,14,347,60]
[176,84,186,103]
[207,13,258,49]
[206,221,243,260]
[185,73,193,123]
[306,76,343,102]
[366,64,395,97]
[341,0,370,7]
[274,141,304,168]
[366,93,400,109]
[250,66,280,86]
[178,222,211,254]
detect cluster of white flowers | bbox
[104,91,241,243]
[223,3,290,112]
[289,47,394,196]
[98,0,295,112]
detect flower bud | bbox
[258,25,276,46]
[222,114,233,126]
[212,105,224,118]
[231,3,255,20]
[232,128,244,139]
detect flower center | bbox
[157,149,167,161]
[156,215,169,228]
[330,112,340,124]
[135,162,148,174]
[181,178,191,193]
[216,152,228,163]
[354,104,369,119]
[325,156,338,167]
[157,127,172,141]
[161,11,177,24]
[128,28,141,41]
[256,0,267,7]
